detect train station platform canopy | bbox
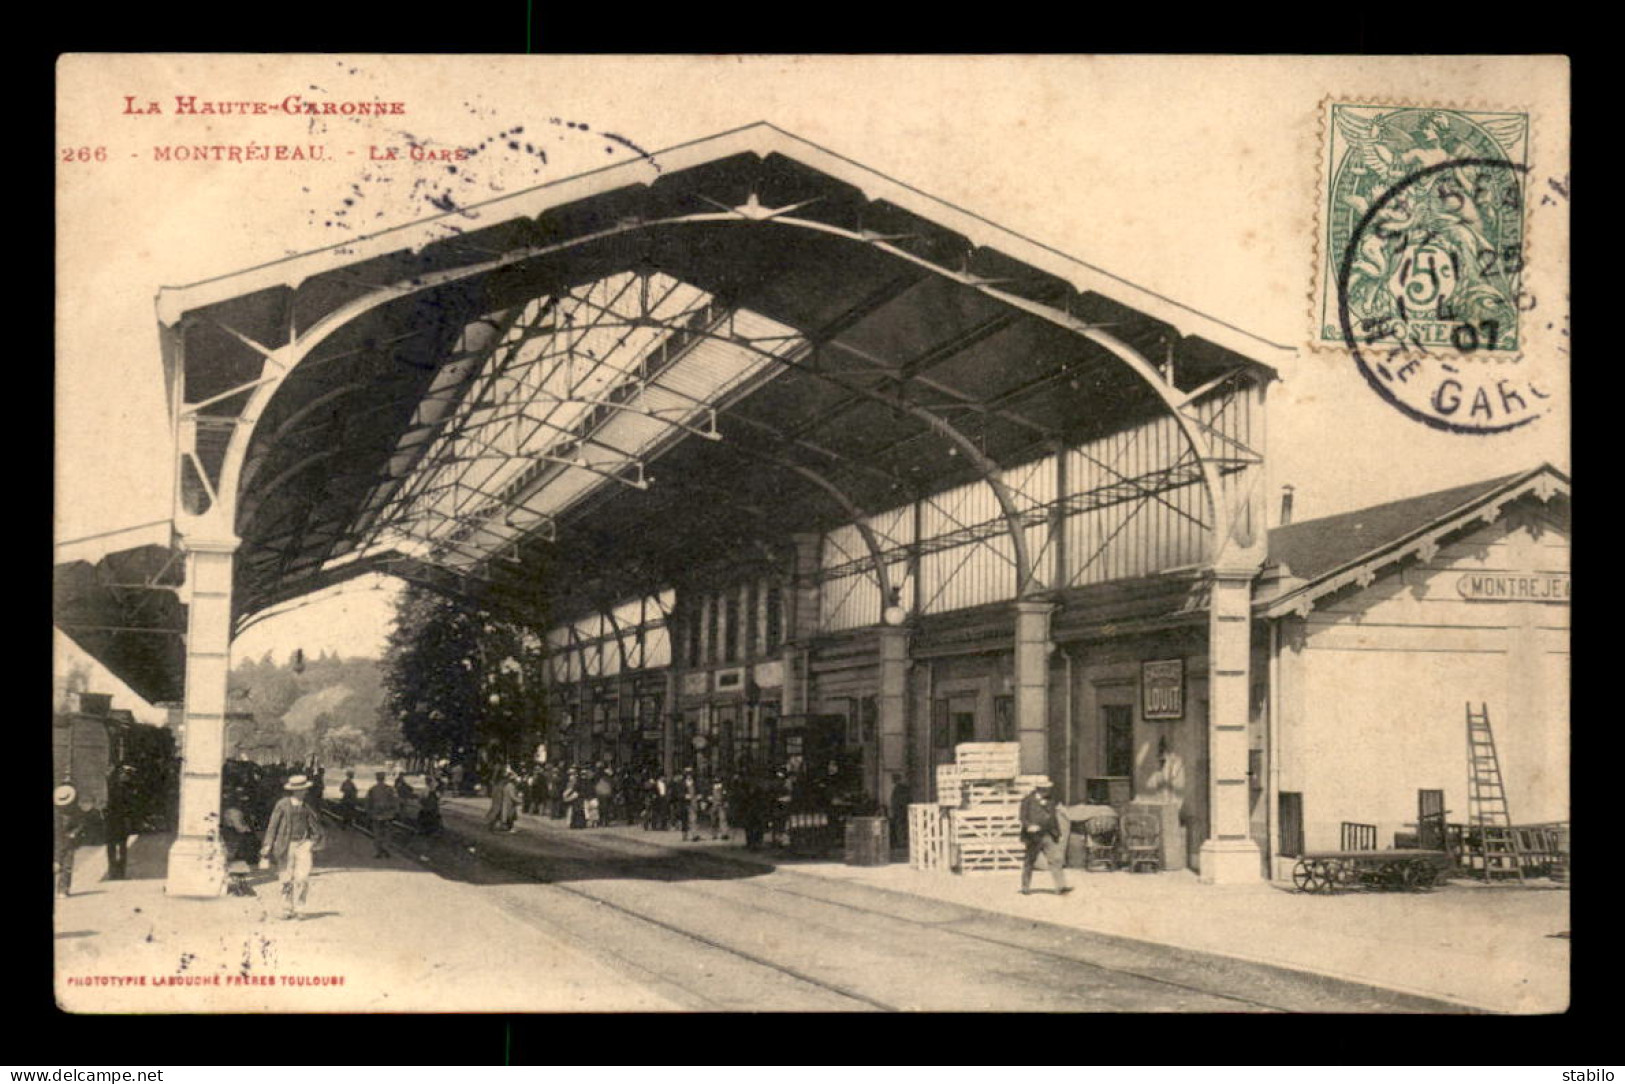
[53,523,187,705]
[61,123,1292,695]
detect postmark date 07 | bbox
[61,146,109,162]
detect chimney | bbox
[1280,485,1296,526]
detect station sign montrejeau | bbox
[1455,571,1571,603]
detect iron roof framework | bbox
[157,124,1287,638]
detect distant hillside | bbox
[227,651,389,760]
[283,684,354,733]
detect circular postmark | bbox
[1337,155,1550,434]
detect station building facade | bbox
[539,463,1569,881]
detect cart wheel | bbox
[1292,859,1320,893]
[1313,859,1339,892]
[1327,859,1358,890]
[1401,861,1438,891]
[1378,861,1406,890]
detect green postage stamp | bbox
[1316,102,1530,357]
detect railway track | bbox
[412,810,1413,1012]
[408,818,899,1010]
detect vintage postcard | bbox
[54,55,1570,1014]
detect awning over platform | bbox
[153,123,1288,633]
[53,537,187,705]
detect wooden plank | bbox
[955,742,1020,780]
[909,802,955,872]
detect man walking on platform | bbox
[888,773,913,851]
[260,774,326,920]
[339,770,359,828]
[678,768,702,842]
[366,771,399,857]
[1018,777,1071,896]
[54,784,87,898]
[103,765,134,880]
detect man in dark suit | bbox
[365,771,399,857]
[677,768,701,841]
[1018,777,1071,896]
[887,773,913,850]
[103,765,135,880]
[338,770,360,828]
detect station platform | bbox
[51,822,677,1013]
[465,801,1570,1015]
[52,798,1570,1014]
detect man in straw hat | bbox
[53,782,88,899]
[260,773,326,919]
[1018,776,1072,896]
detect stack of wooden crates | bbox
[909,742,1034,874]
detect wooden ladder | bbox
[1466,702,1524,883]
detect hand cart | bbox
[1290,849,1450,893]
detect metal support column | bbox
[165,534,239,898]
[781,533,821,719]
[1199,566,1263,884]
[662,668,678,778]
[1012,599,1055,776]
[877,625,910,801]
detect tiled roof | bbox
[1262,464,1568,617]
[1268,472,1527,581]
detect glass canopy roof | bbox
[344,269,805,574]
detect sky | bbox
[55,55,1569,680]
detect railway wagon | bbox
[52,697,179,830]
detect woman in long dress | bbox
[499,771,522,832]
[563,770,585,829]
[485,767,505,831]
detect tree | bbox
[227,651,388,765]
[321,724,369,767]
[379,585,546,771]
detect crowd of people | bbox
[57,748,895,904]
[216,760,445,878]
[51,756,178,896]
[468,759,882,852]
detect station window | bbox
[1102,703,1134,778]
[746,581,760,658]
[706,593,720,665]
[724,593,740,663]
[994,695,1014,742]
[860,695,878,745]
[765,585,783,652]
[931,698,949,749]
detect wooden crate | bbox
[954,808,1021,843]
[962,782,1021,806]
[956,742,1019,780]
[957,840,1024,872]
[935,764,964,806]
[908,803,954,872]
